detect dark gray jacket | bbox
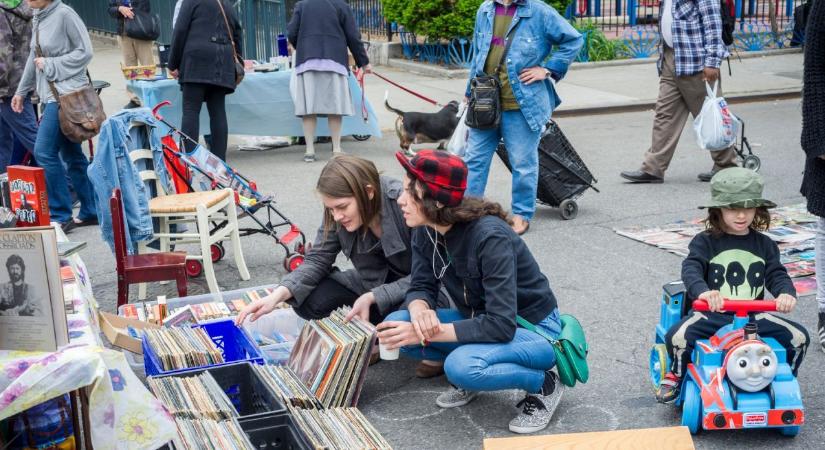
[280,176,414,314]
[287,0,369,70]
[168,0,242,91]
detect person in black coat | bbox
[800,0,825,353]
[108,0,155,108]
[168,0,243,161]
[287,0,371,162]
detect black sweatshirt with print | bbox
[682,230,796,301]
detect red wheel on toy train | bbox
[211,243,225,262]
[283,254,305,272]
[186,260,203,278]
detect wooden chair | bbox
[111,188,188,308]
[129,149,250,297]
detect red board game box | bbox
[7,166,50,227]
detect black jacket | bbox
[287,0,369,70]
[405,216,558,343]
[801,0,825,217]
[107,0,150,36]
[168,0,243,91]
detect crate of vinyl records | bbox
[142,319,264,376]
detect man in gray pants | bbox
[620,0,737,183]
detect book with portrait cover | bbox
[0,227,67,352]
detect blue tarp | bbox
[127,71,382,138]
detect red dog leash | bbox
[370,70,443,107]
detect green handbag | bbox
[517,313,589,387]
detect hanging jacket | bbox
[87,108,173,254]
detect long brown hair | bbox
[704,207,771,237]
[316,155,382,235]
[407,176,512,226]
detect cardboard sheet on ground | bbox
[128,71,382,138]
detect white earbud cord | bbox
[426,226,450,279]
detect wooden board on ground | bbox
[482,426,694,450]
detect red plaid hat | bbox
[396,150,467,207]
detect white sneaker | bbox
[436,386,478,408]
[508,372,565,434]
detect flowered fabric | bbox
[0,238,176,449]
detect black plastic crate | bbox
[239,414,312,450]
[152,362,286,420]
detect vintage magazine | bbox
[0,227,67,352]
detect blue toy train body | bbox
[650,281,804,435]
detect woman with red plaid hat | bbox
[378,149,566,434]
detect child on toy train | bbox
[656,168,810,403]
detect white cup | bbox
[378,343,399,360]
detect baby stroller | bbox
[496,120,598,220]
[151,101,308,274]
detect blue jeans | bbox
[383,308,561,394]
[34,103,96,223]
[465,110,542,221]
[0,96,39,173]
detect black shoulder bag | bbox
[465,21,520,130]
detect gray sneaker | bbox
[508,372,565,434]
[436,386,478,408]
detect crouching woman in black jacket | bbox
[168,0,242,161]
[378,150,565,434]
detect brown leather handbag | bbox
[35,24,105,144]
[216,0,244,86]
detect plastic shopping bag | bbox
[289,52,298,104]
[693,81,740,151]
[447,103,470,157]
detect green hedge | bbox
[382,0,574,41]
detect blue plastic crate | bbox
[143,319,264,376]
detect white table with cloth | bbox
[0,228,177,449]
[127,71,382,138]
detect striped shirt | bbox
[483,0,523,110]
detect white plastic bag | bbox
[289,51,298,104]
[447,103,470,157]
[693,81,740,151]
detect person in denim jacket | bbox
[463,0,582,235]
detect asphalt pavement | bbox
[73,95,823,449]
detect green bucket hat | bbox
[699,167,777,209]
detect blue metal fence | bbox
[65,0,288,61]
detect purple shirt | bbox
[295,58,348,76]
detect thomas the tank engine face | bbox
[725,341,778,392]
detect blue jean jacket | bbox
[465,0,583,132]
[87,108,172,254]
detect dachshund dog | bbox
[384,92,460,156]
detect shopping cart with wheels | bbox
[495,120,599,220]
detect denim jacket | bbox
[465,0,583,132]
[87,108,172,254]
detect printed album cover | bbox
[0,227,67,352]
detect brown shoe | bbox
[415,361,445,378]
[512,215,530,236]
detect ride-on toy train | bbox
[650,282,804,436]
